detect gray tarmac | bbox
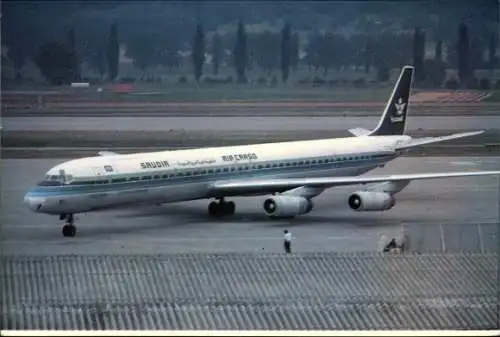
[1,156,498,255]
[3,115,500,132]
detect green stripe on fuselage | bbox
[29,152,395,197]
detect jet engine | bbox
[263,195,314,217]
[348,191,396,211]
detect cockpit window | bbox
[37,174,74,186]
[37,175,61,186]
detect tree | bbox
[469,37,485,69]
[290,32,300,72]
[372,34,392,82]
[364,36,373,74]
[281,23,291,83]
[107,23,119,81]
[233,20,247,83]
[305,32,322,72]
[427,40,446,87]
[156,32,182,72]
[67,27,80,81]
[488,32,498,71]
[34,41,78,85]
[254,32,280,74]
[212,34,221,76]
[192,24,205,82]
[413,27,426,83]
[7,43,26,79]
[125,34,161,77]
[457,22,470,87]
[94,49,106,80]
[435,40,443,62]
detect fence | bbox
[1,252,498,330]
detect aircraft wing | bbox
[208,170,500,196]
[347,127,371,137]
[395,131,484,150]
[98,151,120,156]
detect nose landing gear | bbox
[60,214,77,237]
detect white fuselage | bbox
[24,135,410,215]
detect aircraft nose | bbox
[23,193,45,212]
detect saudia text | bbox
[140,160,170,169]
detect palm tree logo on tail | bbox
[390,97,406,123]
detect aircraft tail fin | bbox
[368,65,414,136]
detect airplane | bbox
[23,65,500,237]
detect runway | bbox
[3,115,500,132]
[1,156,498,255]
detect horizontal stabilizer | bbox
[98,151,120,156]
[395,131,484,150]
[348,127,371,137]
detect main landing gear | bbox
[59,214,77,237]
[208,198,235,216]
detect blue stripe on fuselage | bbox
[26,153,395,198]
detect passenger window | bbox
[299,161,304,165]
[223,168,229,172]
[278,163,284,167]
[272,163,277,168]
[231,167,236,172]
[244,166,249,170]
[129,177,139,181]
[142,176,151,180]
[215,169,220,173]
[238,167,243,171]
[208,169,213,174]
[265,164,270,168]
[201,170,206,175]
[185,172,192,176]
[258,165,263,169]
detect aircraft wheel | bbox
[62,224,77,237]
[224,201,236,215]
[208,201,220,216]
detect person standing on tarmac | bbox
[283,230,293,253]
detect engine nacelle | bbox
[348,191,395,212]
[263,195,314,217]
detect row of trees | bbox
[32,23,120,85]
[24,20,499,87]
